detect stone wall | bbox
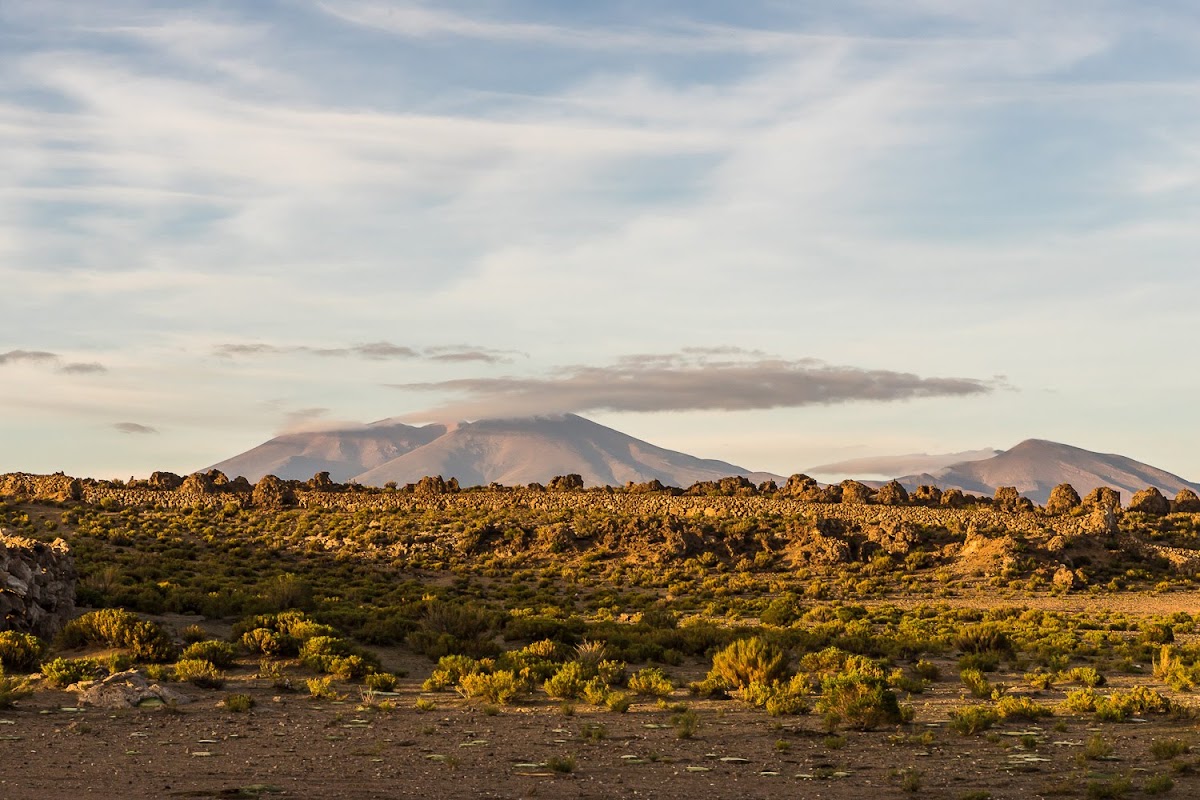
[0,532,75,638]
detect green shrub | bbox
[544,661,588,699]
[627,667,674,697]
[1063,666,1105,688]
[224,692,254,712]
[672,708,700,738]
[708,637,789,690]
[306,675,340,699]
[995,695,1052,721]
[1060,688,1099,713]
[423,655,483,691]
[458,670,524,705]
[1095,686,1171,722]
[1150,738,1190,760]
[1143,774,1174,795]
[173,658,225,689]
[407,601,497,659]
[0,632,45,672]
[299,636,379,678]
[58,609,177,663]
[40,657,99,688]
[949,704,999,735]
[817,673,906,730]
[181,640,238,669]
[364,672,398,692]
[960,668,994,699]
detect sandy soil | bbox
[4,665,1199,800]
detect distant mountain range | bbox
[209,414,779,488]
[209,416,1198,503]
[893,439,1199,505]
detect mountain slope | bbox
[208,421,446,483]
[898,439,1199,504]
[354,414,777,487]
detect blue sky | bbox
[2,0,1198,480]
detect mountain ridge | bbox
[209,413,780,488]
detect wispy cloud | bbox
[214,341,516,363]
[113,421,157,434]
[59,362,108,374]
[0,349,107,374]
[0,349,58,365]
[388,351,996,420]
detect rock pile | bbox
[0,532,76,638]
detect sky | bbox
[2,0,1198,481]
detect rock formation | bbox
[1174,488,1200,513]
[1045,483,1082,516]
[1129,487,1171,516]
[0,533,76,638]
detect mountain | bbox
[208,421,446,483]
[897,439,1199,505]
[806,449,1002,480]
[210,413,779,488]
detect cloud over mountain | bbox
[388,351,996,419]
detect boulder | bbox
[1129,487,1171,516]
[1082,487,1121,511]
[76,669,192,709]
[1174,488,1200,514]
[252,475,295,509]
[840,480,874,505]
[874,480,910,506]
[782,474,818,497]
[1045,484,1082,516]
[147,471,184,490]
[180,472,216,495]
[994,486,1033,513]
[912,485,943,506]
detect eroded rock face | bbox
[1129,487,1171,516]
[0,533,76,638]
[912,485,943,506]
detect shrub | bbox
[995,695,1052,721]
[0,669,33,709]
[180,625,208,644]
[306,676,341,699]
[627,667,674,697]
[817,673,906,730]
[1060,688,1099,713]
[458,670,524,705]
[181,640,238,669]
[1063,666,1105,688]
[299,636,379,678]
[672,708,700,739]
[544,661,588,699]
[949,704,999,735]
[173,658,225,689]
[708,637,789,690]
[58,609,178,663]
[364,672,398,692]
[1150,738,1190,760]
[1095,686,1171,722]
[241,628,286,656]
[954,624,1013,656]
[0,632,45,672]
[1083,733,1113,760]
[914,660,940,682]
[423,655,483,691]
[224,692,254,712]
[960,669,994,699]
[40,657,99,688]
[407,601,497,659]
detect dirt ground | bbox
[4,659,1200,800]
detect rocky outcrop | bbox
[874,481,910,506]
[1174,489,1200,514]
[1045,484,1082,516]
[994,486,1033,513]
[840,481,874,505]
[0,473,82,502]
[1129,487,1171,516]
[252,474,296,509]
[0,533,75,638]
